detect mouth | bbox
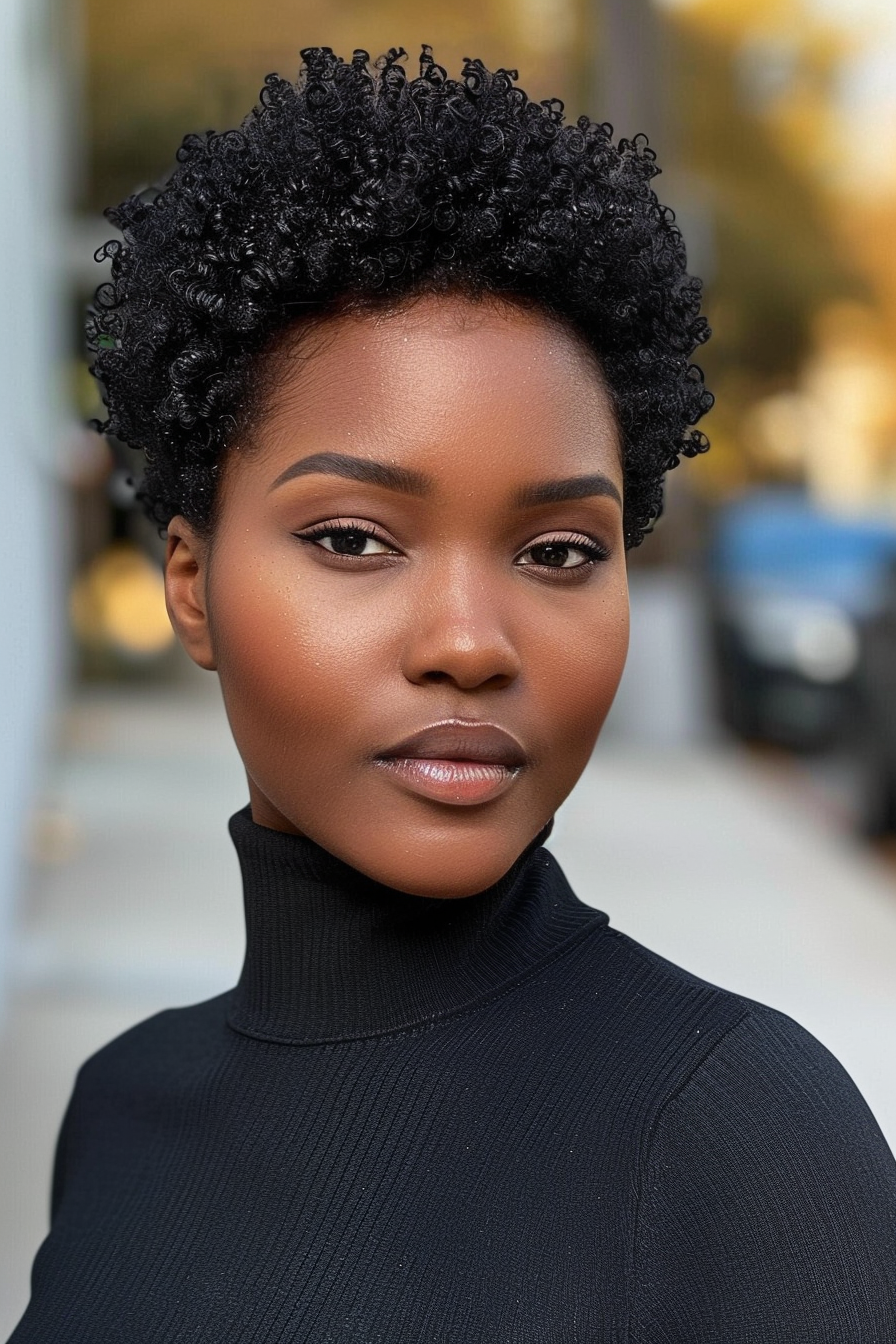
[373,720,528,807]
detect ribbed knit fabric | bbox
[10,806,896,1342]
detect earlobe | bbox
[164,517,217,671]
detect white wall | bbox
[0,0,69,1024]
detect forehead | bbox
[249,293,622,486]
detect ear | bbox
[164,516,217,671]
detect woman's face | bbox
[165,294,629,897]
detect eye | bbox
[516,534,609,575]
[294,522,399,558]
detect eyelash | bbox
[294,521,611,579]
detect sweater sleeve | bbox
[630,1009,896,1343]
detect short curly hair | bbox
[87,45,712,548]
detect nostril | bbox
[419,668,514,690]
[486,673,515,691]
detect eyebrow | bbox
[269,452,432,497]
[268,451,622,510]
[514,473,622,509]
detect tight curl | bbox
[87,46,713,548]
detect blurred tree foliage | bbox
[83,0,592,212]
[660,6,865,491]
[672,25,857,376]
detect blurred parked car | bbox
[708,490,896,830]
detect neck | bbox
[226,806,604,1045]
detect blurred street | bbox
[2,674,896,1335]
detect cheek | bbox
[527,581,629,768]
[207,551,395,759]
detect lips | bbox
[377,721,528,768]
[373,720,528,806]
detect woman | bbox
[11,46,896,1342]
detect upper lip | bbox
[375,720,528,769]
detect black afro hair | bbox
[87,45,713,548]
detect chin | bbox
[385,869,515,901]
[346,820,536,900]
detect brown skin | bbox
[165,294,629,898]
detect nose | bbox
[400,558,522,692]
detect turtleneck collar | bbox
[225,805,606,1046]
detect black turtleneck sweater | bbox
[10,808,896,1342]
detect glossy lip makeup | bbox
[373,720,528,806]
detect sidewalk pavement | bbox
[2,680,895,1335]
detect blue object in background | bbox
[711,488,896,617]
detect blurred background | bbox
[4,0,896,1327]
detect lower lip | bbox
[374,757,522,805]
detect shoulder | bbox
[607,928,887,1138]
[563,922,894,1162]
[552,921,827,1100]
[628,995,896,1340]
[648,999,896,1181]
[50,993,235,1222]
[674,999,878,1117]
[72,991,233,1099]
